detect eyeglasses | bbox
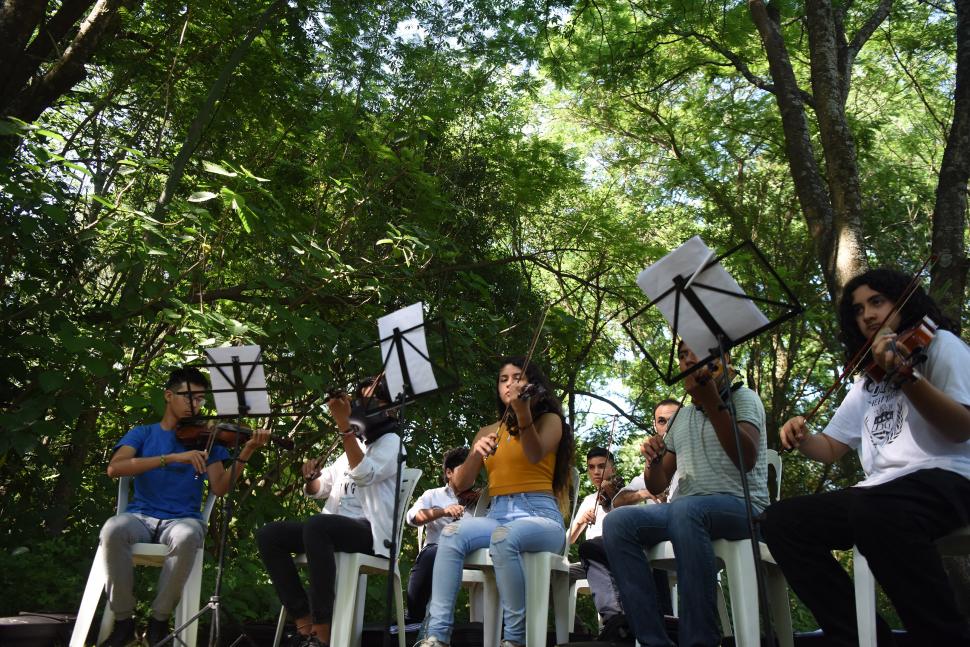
[175,392,207,405]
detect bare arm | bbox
[453,425,495,492]
[639,435,676,494]
[107,444,208,478]
[779,416,852,463]
[412,504,465,525]
[613,488,659,508]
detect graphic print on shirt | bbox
[863,384,909,448]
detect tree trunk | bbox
[749,0,868,300]
[5,0,129,124]
[930,0,970,332]
[804,0,869,291]
[0,0,50,102]
[44,404,100,536]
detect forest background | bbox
[2,0,968,635]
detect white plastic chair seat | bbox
[854,524,970,647]
[271,467,422,647]
[566,578,591,631]
[70,476,216,647]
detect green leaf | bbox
[202,160,237,177]
[188,191,219,202]
[38,371,65,393]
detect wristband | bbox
[340,428,356,438]
[159,454,167,468]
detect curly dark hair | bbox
[837,268,955,364]
[494,356,574,500]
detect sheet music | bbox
[204,345,271,415]
[636,236,769,356]
[378,302,438,399]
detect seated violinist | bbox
[762,268,970,645]
[567,447,629,638]
[97,366,270,647]
[256,377,403,647]
[404,446,471,629]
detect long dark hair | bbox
[837,268,955,364]
[495,356,574,500]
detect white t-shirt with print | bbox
[823,329,970,488]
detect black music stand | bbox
[155,348,270,647]
[622,237,801,646]
[354,304,458,647]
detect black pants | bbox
[405,543,438,623]
[575,536,673,619]
[256,514,374,624]
[762,468,970,647]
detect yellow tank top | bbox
[485,420,557,496]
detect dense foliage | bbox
[2,0,967,634]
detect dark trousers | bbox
[574,536,673,620]
[256,514,373,624]
[405,543,438,623]
[762,468,970,647]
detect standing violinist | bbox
[97,366,271,647]
[256,376,403,647]
[762,268,970,646]
[403,446,471,630]
[414,356,574,647]
[567,447,629,639]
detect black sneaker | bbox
[146,616,170,646]
[597,612,634,642]
[99,617,136,647]
[299,636,328,647]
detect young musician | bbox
[415,357,574,647]
[762,268,970,645]
[603,344,768,647]
[613,399,681,507]
[404,446,471,627]
[256,377,402,647]
[98,367,270,647]
[568,447,628,637]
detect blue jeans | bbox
[424,492,565,643]
[602,495,755,647]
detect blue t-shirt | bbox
[114,423,230,520]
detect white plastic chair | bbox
[646,448,794,647]
[566,578,591,632]
[460,467,581,647]
[70,476,217,647]
[271,467,422,647]
[853,524,970,646]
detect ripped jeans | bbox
[424,492,565,644]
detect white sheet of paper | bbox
[204,345,271,416]
[378,302,438,399]
[636,236,769,357]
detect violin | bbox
[518,382,547,401]
[456,487,481,507]
[175,418,294,450]
[863,316,937,385]
[595,474,626,512]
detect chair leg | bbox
[352,574,367,647]
[331,556,361,647]
[481,572,501,647]
[551,570,571,644]
[766,565,794,647]
[175,547,205,647]
[394,571,407,647]
[272,605,288,647]
[853,547,878,647]
[70,545,108,647]
[524,555,551,647]
[721,542,759,647]
[716,579,732,638]
[98,601,116,645]
[567,580,578,635]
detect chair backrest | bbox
[394,468,423,559]
[766,449,782,502]
[561,467,582,557]
[116,475,218,523]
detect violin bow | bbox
[588,414,619,528]
[803,255,937,424]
